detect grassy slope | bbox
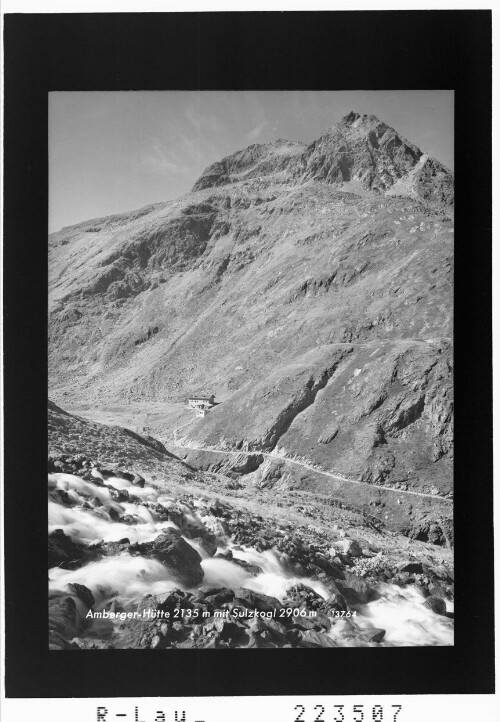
[49,117,453,509]
[48,401,452,552]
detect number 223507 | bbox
[293,704,403,722]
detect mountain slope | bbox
[48,399,192,479]
[49,111,454,514]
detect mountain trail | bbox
[173,428,452,503]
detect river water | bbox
[48,471,453,647]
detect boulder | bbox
[298,630,337,648]
[67,583,95,609]
[131,529,204,587]
[190,534,217,557]
[119,514,136,524]
[397,561,425,574]
[310,555,345,579]
[322,588,349,613]
[49,634,81,650]
[165,620,191,645]
[423,595,447,616]
[195,634,221,649]
[285,628,302,647]
[48,529,100,569]
[71,638,114,650]
[155,589,193,616]
[101,539,131,556]
[312,611,332,632]
[49,595,79,641]
[336,571,377,605]
[362,627,386,643]
[215,551,262,575]
[206,518,229,539]
[202,587,235,606]
[55,489,72,506]
[233,588,281,613]
[291,616,317,631]
[209,499,227,517]
[205,619,248,646]
[427,581,448,598]
[284,584,325,611]
[258,618,287,644]
[253,631,277,648]
[337,538,363,557]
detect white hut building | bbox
[188,394,216,413]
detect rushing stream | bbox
[48,471,453,648]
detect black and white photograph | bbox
[2,7,494,713]
[47,90,455,650]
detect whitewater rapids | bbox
[48,471,453,647]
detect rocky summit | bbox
[49,111,453,565]
[193,111,453,205]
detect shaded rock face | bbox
[188,340,453,500]
[49,585,97,650]
[49,596,79,642]
[289,113,425,194]
[337,539,363,557]
[423,595,447,616]
[48,404,195,484]
[233,588,281,612]
[336,571,379,606]
[192,112,453,206]
[48,529,101,569]
[130,528,204,587]
[192,139,307,191]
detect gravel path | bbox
[173,429,452,503]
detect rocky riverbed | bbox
[48,454,454,650]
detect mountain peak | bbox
[340,110,380,127]
[191,138,306,192]
[191,112,453,206]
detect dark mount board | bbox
[3,10,493,698]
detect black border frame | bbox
[3,10,493,698]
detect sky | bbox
[49,90,454,233]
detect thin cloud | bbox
[141,140,190,176]
[184,103,225,136]
[248,122,267,142]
